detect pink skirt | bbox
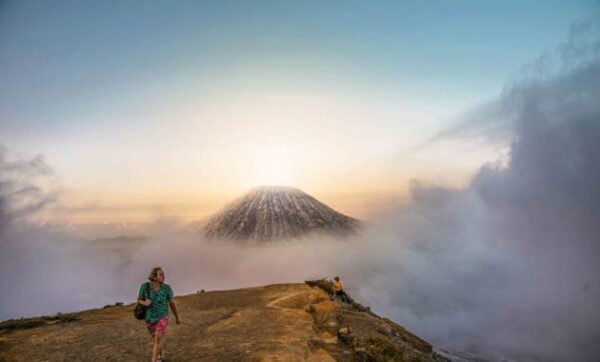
[146,316,169,336]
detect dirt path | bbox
[0,283,447,361]
[0,284,343,361]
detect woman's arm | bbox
[137,283,151,306]
[169,300,181,324]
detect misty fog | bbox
[1,24,599,362]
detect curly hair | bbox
[148,266,164,282]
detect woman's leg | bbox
[147,324,157,360]
[152,330,164,362]
[159,331,165,359]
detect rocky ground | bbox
[0,283,448,361]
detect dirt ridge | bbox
[0,283,448,361]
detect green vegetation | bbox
[0,312,79,332]
[364,337,408,361]
[304,278,371,312]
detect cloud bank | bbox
[1,23,599,362]
[362,23,600,361]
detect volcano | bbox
[203,186,360,243]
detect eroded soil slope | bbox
[0,283,447,361]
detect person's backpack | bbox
[134,282,151,320]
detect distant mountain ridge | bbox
[203,186,360,243]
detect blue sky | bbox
[2,1,593,127]
[0,0,596,222]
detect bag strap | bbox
[145,282,150,300]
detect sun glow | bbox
[250,145,296,186]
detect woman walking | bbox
[138,266,181,362]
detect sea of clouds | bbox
[1,23,599,362]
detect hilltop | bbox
[0,282,448,361]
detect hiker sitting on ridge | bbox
[331,276,350,304]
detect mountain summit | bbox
[203,186,360,243]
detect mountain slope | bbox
[203,186,360,243]
[0,283,448,361]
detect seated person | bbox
[332,276,350,303]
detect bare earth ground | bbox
[0,283,448,361]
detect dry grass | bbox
[0,283,447,362]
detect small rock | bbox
[377,323,392,336]
[338,326,351,336]
[323,336,338,344]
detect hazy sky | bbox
[1,4,600,360]
[0,0,595,223]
